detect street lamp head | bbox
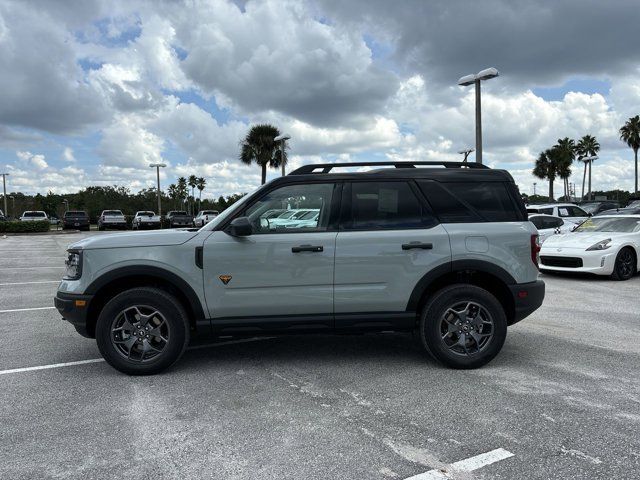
[476,67,499,81]
[149,163,166,168]
[457,74,476,86]
[274,134,291,141]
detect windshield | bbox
[65,211,86,216]
[23,212,45,217]
[171,211,188,215]
[575,217,640,233]
[581,204,599,214]
[104,210,123,216]
[137,211,155,216]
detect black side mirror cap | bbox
[228,217,252,236]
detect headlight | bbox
[64,250,82,280]
[586,239,612,251]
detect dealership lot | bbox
[0,232,639,479]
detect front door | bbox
[203,182,339,327]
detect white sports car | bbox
[540,215,640,280]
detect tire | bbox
[611,247,636,281]
[95,287,190,375]
[418,284,507,369]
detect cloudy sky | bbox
[1,0,639,199]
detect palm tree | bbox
[239,124,286,184]
[187,175,197,214]
[620,116,640,193]
[196,177,206,211]
[576,134,600,200]
[554,137,575,200]
[167,183,179,210]
[177,177,188,210]
[533,148,562,202]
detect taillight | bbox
[531,234,541,268]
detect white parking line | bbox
[0,337,274,376]
[0,307,56,314]
[0,281,60,286]
[0,358,105,376]
[404,448,514,479]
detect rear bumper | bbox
[508,280,545,325]
[54,292,94,338]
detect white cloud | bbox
[62,147,76,162]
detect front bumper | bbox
[508,280,545,324]
[54,292,94,338]
[539,248,616,275]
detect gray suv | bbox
[55,161,544,375]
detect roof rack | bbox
[288,161,489,175]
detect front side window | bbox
[344,181,435,230]
[244,183,335,233]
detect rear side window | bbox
[419,181,525,222]
[343,181,436,230]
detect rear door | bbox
[333,181,451,328]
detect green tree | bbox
[239,124,286,185]
[620,115,640,193]
[177,177,188,210]
[188,175,197,214]
[576,134,600,200]
[196,177,206,211]
[554,137,575,200]
[533,148,562,202]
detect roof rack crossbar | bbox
[288,161,489,175]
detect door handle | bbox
[402,242,433,250]
[292,245,324,253]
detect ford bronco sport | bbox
[55,161,544,375]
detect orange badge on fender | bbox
[219,275,232,285]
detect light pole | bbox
[149,163,166,224]
[274,133,291,176]
[1,173,8,217]
[457,67,499,164]
[458,148,474,162]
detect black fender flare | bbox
[406,260,516,312]
[85,265,205,319]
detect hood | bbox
[69,229,199,250]
[542,231,631,249]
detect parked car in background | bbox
[0,209,5,221]
[20,211,48,222]
[528,214,578,243]
[540,215,640,280]
[580,201,620,216]
[626,200,640,208]
[165,211,193,228]
[132,211,161,230]
[526,203,589,224]
[597,206,640,216]
[49,215,60,226]
[63,211,90,231]
[268,209,318,228]
[98,210,127,230]
[194,210,219,227]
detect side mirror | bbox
[228,217,252,237]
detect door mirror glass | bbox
[228,217,252,236]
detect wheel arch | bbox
[407,260,517,325]
[84,266,205,338]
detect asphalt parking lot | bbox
[1,232,639,479]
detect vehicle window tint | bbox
[245,183,335,234]
[548,217,563,228]
[421,181,523,222]
[529,216,544,229]
[568,206,587,216]
[418,181,479,223]
[539,207,554,215]
[344,182,436,230]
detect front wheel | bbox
[611,247,636,281]
[418,284,507,369]
[95,287,190,375]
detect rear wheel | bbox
[95,287,190,375]
[612,247,636,281]
[418,284,507,369]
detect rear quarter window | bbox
[418,181,525,222]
